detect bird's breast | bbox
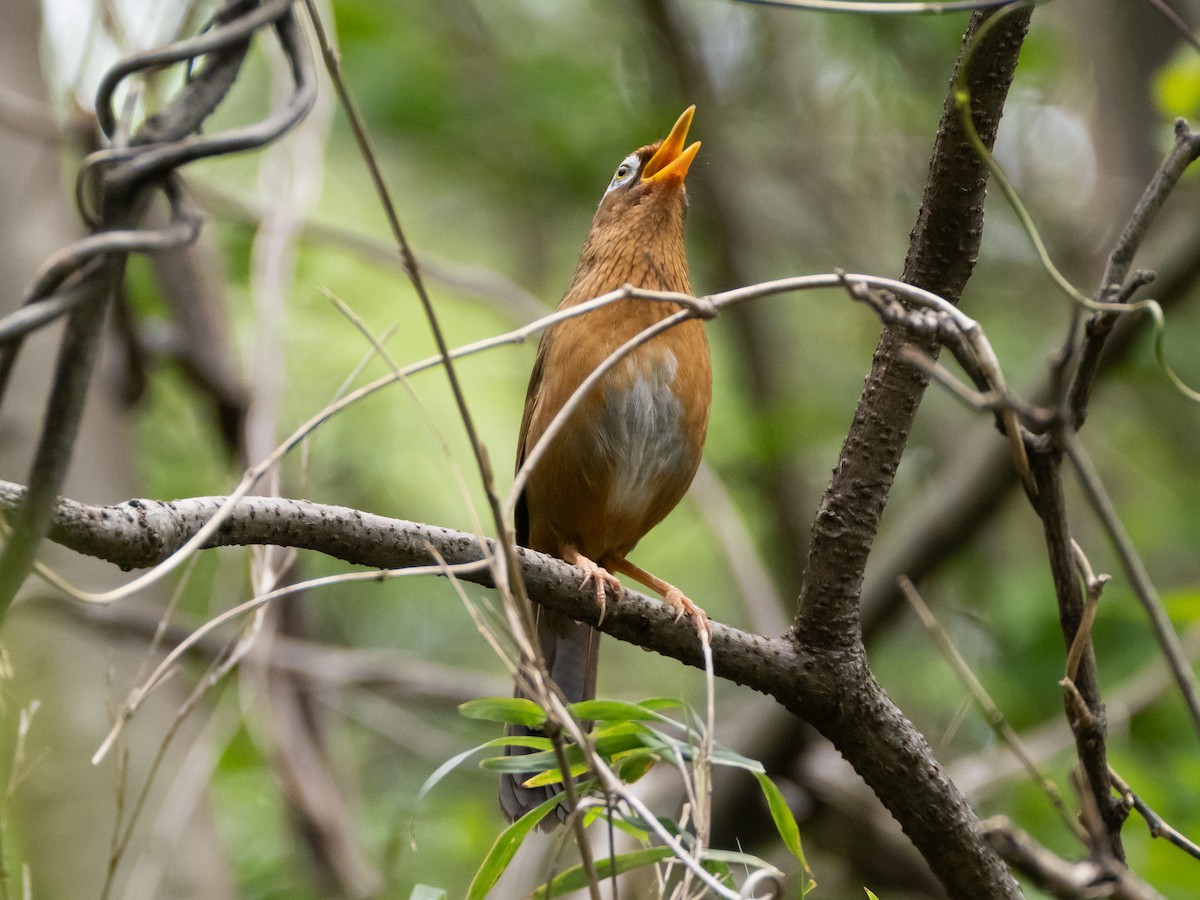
[596,348,693,520]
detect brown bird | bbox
[499,106,711,824]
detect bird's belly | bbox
[596,350,694,523]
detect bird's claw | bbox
[664,587,710,641]
[577,561,623,626]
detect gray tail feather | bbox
[498,607,599,827]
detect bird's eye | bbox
[603,154,642,200]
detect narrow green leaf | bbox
[569,699,672,724]
[466,791,561,900]
[524,759,591,788]
[615,748,659,784]
[865,889,880,899]
[417,736,526,802]
[479,749,563,773]
[709,744,766,774]
[593,723,663,757]
[703,848,782,871]
[602,812,650,842]
[754,772,806,864]
[458,697,546,727]
[530,847,676,899]
[636,696,688,713]
[620,814,691,848]
[493,735,552,752]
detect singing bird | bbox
[499,106,711,824]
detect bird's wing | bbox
[514,329,553,547]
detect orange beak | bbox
[642,105,701,185]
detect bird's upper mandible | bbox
[604,104,701,198]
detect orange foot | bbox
[663,586,710,639]
[610,557,710,641]
[564,547,623,624]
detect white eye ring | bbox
[605,153,641,196]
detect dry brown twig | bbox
[900,577,1086,843]
[1108,768,1200,863]
[982,815,1165,900]
[1064,541,1110,685]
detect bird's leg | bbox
[608,557,710,639]
[563,545,623,624]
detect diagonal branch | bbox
[1,475,1020,897]
[1067,120,1200,423]
[795,4,1032,647]
[779,7,1033,896]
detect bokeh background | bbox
[1,0,1199,896]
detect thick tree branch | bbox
[0,480,766,676]
[4,479,1006,895]
[781,8,1032,898]
[795,4,1031,647]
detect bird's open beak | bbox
[642,105,701,185]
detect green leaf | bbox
[754,772,806,865]
[417,736,525,802]
[479,749,563,773]
[710,744,766,775]
[704,848,782,871]
[865,890,880,899]
[466,790,561,900]
[494,735,553,752]
[458,697,546,727]
[621,813,691,847]
[601,812,650,842]
[593,722,663,756]
[615,748,660,784]
[569,699,672,723]
[408,886,447,900]
[524,759,591,788]
[636,696,688,713]
[530,847,675,899]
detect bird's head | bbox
[564,106,700,297]
[591,105,700,231]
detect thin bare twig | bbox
[298,2,547,731]
[899,577,1086,842]
[1064,541,1109,684]
[1109,768,1200,862]
[733,0,1020,13]
[1030,449,1126,860]
[92,560,493,764]
[1067,119,1200,420]
[982,816,1165,900]
[1142,0,1200,55]
[1061,430,1200,738]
